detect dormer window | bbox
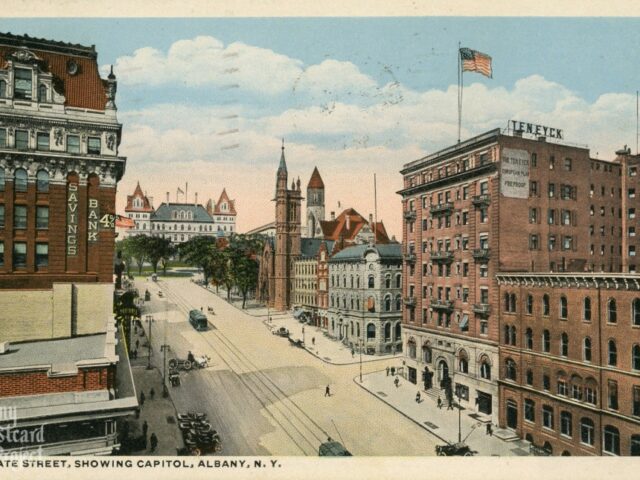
[14,68,32,100]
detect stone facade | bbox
[327,244,403,355]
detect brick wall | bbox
[0,366,111,398]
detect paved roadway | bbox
[140,276,438,456]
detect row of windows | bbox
[0,205,49,229]
[503,292,640,325]
[0,241,48,268]
[0,169,50,193]
[0,128,101,155]
[528,182,577,200]
[331,273,402,289]
[330,294,402,313]
[405,155,491,189]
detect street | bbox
[138,276,439,456]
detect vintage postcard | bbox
[0,1,639,479]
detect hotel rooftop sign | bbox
[510,120,563,140]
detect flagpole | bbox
[457,42,462,144]
[636,90,638,155]
[373,173,377,246]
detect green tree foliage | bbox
[225,234,264,308]
[178,236,219,284]
[116,235,148,275]
[144,236,175,273]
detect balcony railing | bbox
[429,202,454,216]
[472,194,491,207]
[403,253,416,264]
[472,248,491,262]
[430,250,454,263]
[430,299,454,311]
[403,296,416,307]
[473,303,491,316]
[403,210,417,221]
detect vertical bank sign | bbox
[500,148,530,199]
[88,198,100,243]
[67,183,79,255]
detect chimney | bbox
[346,215,351,230]
[166,192,170,203]
[195,192,198,206]
[331,211,335,220]
[369,213,373,224]
[148,196,154,209]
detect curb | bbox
[352,373,450,446]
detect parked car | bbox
[435,442,476,456]
[272,327,290,337]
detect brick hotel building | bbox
[398,125,640,447]
[0,33,136,454]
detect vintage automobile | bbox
[272,327,290,337]
[319,440,351,456]
[435,442,476,456]
[169,354,211,371]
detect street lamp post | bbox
[160,343,170,397]
[302,326,305,345]
[145,315,154,370]
[359,339,363,383]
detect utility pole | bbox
[359,339,363,383]
[145,315,154,370]
[160,343,170,397]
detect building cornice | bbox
[496,273,640,291]
[397,162,498,199]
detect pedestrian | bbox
[351,347,355,358]
[142,420,148,438]
[394,377,399,388]
[386,366,390,376]
[390,367,395,376]
[139,391,145,407]
[135,339,140,350]
[325,385,331,397]
[486,423,493,436]
[150,388,155,400]
[437,397,442,409]
[312,337,315,346]
[447,398,454,410]
[132,349,137,359]
[150,433,158,452]
[416,391,421,403]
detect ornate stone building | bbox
[123,181,153,237]
[0,32,136,455]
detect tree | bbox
[208,247,227,294]
[143,237,174,273]
[225,234,264,307]
[128,235,149,275]
[115,239,133,277]
[233,255,259,309]
[178,236,219,284]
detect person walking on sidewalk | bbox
[415,391,421,403]
[150,433,158,452]
[351,347,355,358]
[447,398,454,410]
[312,337,315,346]
[325,385,331,397]
[135,338,140,350]
[437,397,442,409]
[142,421,148,438]
[486,423,493,436]
[386,366,390,376]
[149,388,155,400]
[394,377,400,388]
[139,391,145,407]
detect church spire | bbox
[277,138,287,175]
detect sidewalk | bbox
[211,287,402,366]
[355,370,532,456]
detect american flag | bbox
[460,48,492,78]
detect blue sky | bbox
[3,18,640,234]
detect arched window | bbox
[395,295,401,311]
[480,359,491,379]
[505,358,517,381]
[510,293,517,312]
[561,332,569,357]
[36,170,49,192]
[350,322,354,336]
[543,294,550,316]
[366,323,376,339]
[504,293,510,312]
[608,340,617,366]
[525,328,533,350]
[394,322,401,341]
[633,299,640,326]
[384,323,391,341]
[526,294,533,315]
[542,329,550,353]
[526,369,533,385]
[368,275,374,288]
[608,299,617,323]
[367,296,375,313]
[580,417,595,446]
[504,325,511,344]
[631,434,640,456]
[0,169,5,192]
[350,275,354,289]
[14,169,27,192]
[356,276,360,289]
[407,338,416,359]
[395,274,401,288]
[584,297,592,321]
[384,295,391,312]
[560,296,568,319]
[423,345,432,363]
[356,323,360,337]
[603,425,620,455]
[0,80,6,97]
[458,350,468,373]
[38,84,47,102]
[584,337,592,362]
[510,326,517,346]
[633,345,640,370]
[385,275,391,289]
[343,275,346,288]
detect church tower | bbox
[273,141,302,310]
[306,167,325,238]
